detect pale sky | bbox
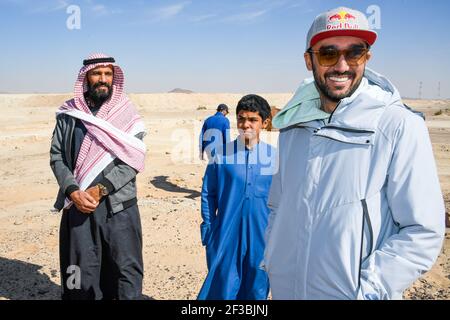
[0,0,449,99]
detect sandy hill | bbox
[168,88,194,94]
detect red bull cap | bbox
[306,7,377,50]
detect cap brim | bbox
[310,29,377,48]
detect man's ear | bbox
[304,52,313,71]
[262,118,270,129]
[366,51,372,63]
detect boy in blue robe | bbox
[198,94,277,300]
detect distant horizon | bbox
[1,91,449,101]
[1,0,449,99]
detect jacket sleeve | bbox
[200,162,218,246]
[359,113,445,300]
[101,131,146,193]
[265,139,282,244]
[49,115,79,196]
[261,140,282,271]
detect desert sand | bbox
[0,93,448,300]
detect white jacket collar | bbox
[274,68,403,132]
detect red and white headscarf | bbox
[57,53,146,200]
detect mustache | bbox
[92,82,111,90]
[325,71,355,78]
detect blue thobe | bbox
[199,112,230,159]
[197,139,277,300]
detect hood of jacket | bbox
[273,68,403,131]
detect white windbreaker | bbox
[264,69,445,300]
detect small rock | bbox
[38,287,49,295]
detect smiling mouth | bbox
[328,76,352,83]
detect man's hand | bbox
[70,190,98,214]
[86,185,102,203]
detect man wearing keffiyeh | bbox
[50,53,147,300]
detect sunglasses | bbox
[308,46,369,67]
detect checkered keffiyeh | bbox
[58,53,146,191]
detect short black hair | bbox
[217,104,229,112]
[236,94,271,121]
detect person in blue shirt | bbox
[198,94,277,300]
[199,104,231,161]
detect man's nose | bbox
[333,53,350,73]
[99,73,108,82]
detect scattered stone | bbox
[38,287,49,295]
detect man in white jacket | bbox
[263,6,445,300]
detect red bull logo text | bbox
[327,11,359,30]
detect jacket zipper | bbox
[327,101,341,123]
[358,199,374,290]
[322,126,375,134]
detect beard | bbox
[87,82,112,106]
[312,61,363,103]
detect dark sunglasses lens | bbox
[318,48,339,66]
[345,48,367,66]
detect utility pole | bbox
[418,81,423,99]
[437,81,441,99]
